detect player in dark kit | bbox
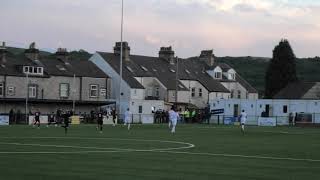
[97,111,103,133]
[33,110,41,128]
[111,108,117,126]
[62,111,71,134]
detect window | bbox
[169,68,175,73]
[199,88,202,97]
[138,106,143,114]
[155,86,160,97]
[7,86,15,96]
[191,88,195,97]
[59,83,69,98]
[231,90,234,98]
[283,105,288,113]
[237,90,241,99]
[28,85,37,98]
[0,83,3,96]
[100,88,106,97]
[90,85,99,97]
[214,72,222,79]
[147,87,153,97]
[229,73,235,80]
[126,66,133,72]
[36,67,43,74]
[23,66,43,75]
[23,66,29,73]
[140,66,148,71]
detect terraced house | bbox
[90,42,258,117]
[0,42,111,120]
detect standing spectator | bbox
[97,111,104,133]
[191,109,196,123]
[9,109,15,124]
[90,110,95,123]
[184,109,190,123]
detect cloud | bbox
[0,0,320,57]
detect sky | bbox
[1,0,320,58]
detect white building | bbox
[90,42,258,122]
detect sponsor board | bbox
[0,115,9,125]
[258,117,276,126]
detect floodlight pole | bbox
[72,74,76,114]
[175,56,179,104]
[118,0,124,117]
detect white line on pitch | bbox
[154,150,320,163]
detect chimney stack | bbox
[24,42,39,60]
[159,46,175,64]
[199,50,215,66]
[55,48,69,62]
[113,42,130,61]
[0,42,7,64]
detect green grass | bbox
[0,124,320,180]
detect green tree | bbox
[265,39,298,98]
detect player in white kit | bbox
[239,110,247,134]
[168,106,179,133]
[124,108,132,130]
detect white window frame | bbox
[191,88,195,97]
[7,86,15,96]
[59,83,69,98]
[155,86,160,97]
[199,88,202,97]
[237,90,241,99]
[100,88,106,97]
[214,72,222,79]
[0,83,3,96]
[90,84,99,98]
[28,85,37,98]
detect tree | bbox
[265,39,298,98]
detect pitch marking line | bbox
[0,137,195,152]
[1,137,319,163]
[155,151,320,163]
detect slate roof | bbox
[98,52,230,92]
[0,50,108,78]
[273,82,316,99]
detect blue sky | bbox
[0,0,319,58]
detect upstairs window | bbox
[230,73,235,80]
[90,84,99,97]
[214,72,222,79]
[60,83,69,98]
[237,90,241,99]
[28,85,37,98]
[199,88,202,97]
[155,86,160,97]
[191,88,195,97]
[140,65,148,72]
[0,83,3,96]
[23,66,43,75]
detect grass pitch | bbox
[0,124,319,180]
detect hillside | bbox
[217,56,320,97]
